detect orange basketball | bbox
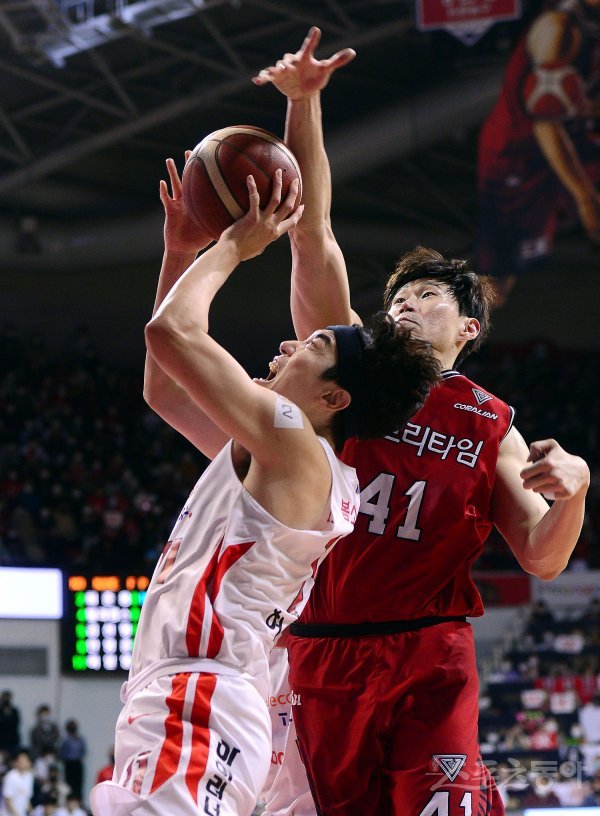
[182,126,302,240]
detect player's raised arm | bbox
[526,12,600,243]
[143,154,231,460]
[145,173,311,468]
[254,27,360,338]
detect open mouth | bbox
[254,358,279,384]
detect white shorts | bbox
[262,649,315,816]
[90,671,271,816]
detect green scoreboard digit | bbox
[63,575,149,672]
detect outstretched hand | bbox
[224,170,304,261]
[520,438,590,501]
[252,26,355,100]
[159,152,213,255]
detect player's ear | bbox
[322,386,351,414]
[460,317,480,342]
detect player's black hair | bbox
[322,313,441,450]
[383,246,495,367]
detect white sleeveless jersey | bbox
[129,438,358,700]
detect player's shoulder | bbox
[429,369,501,401]
[527,7,577,55]
[431,370,514,423]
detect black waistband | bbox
[289,615,467,638]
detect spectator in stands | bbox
[32,748,57,789]
[30,707,59,760]
[0,751,33,816]
[522,783,561,808]
[31,793,58,816]
[526,599,556,643]
[578,597,600,632]
[55,794,86,816]
[58,721,85,801]
[579,692,600,744]
[583,770,600,806]
[0,693,20,757]
[33,764,70,809]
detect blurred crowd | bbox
[480,597,600,810]
[0,693,111,816]
[0,324,205,574]
[0,324,598,575]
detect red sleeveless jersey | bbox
[478,37,539,183]
[300,371,515,624]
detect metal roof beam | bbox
[28,0,227,66]
[0,58,132,119]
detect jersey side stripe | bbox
[150,673,188,793]
[186,539,256,658]
[206,541,255,658]
[185,674,217,803]
[186,545,222,657]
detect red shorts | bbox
[288,620,504,816]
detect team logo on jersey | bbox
[431,754,467,782]
[472,388,493,406]
[266,608,285,637]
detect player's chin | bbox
[395,320,420,337]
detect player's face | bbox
[254,329,338,408]
[387,279,468,360]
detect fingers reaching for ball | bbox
[224,173,303,261]
[165,157,183,199]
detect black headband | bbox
[327,325,367,442]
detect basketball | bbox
[182,125,302,240]
[522,66,587,121]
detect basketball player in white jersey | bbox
[89,169,440,816]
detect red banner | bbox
[416,0,520,44]
[417,0,519,28]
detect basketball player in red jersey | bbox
[477,0,600,303]
[254,28,591,816]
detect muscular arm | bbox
[146,175,307,464]
[254,27,359,339]
[527,12,600,241]
[144,157,229,459]
[491,427,590,580]
[285,93,357,337]
[532,121,600,241]
[145,182,335,529]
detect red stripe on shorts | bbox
[185,673,218,803]
[186,539,255,658]
[150,673,189,793]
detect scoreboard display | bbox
[62,575,149,673]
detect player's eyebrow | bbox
[313,332,333,345]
